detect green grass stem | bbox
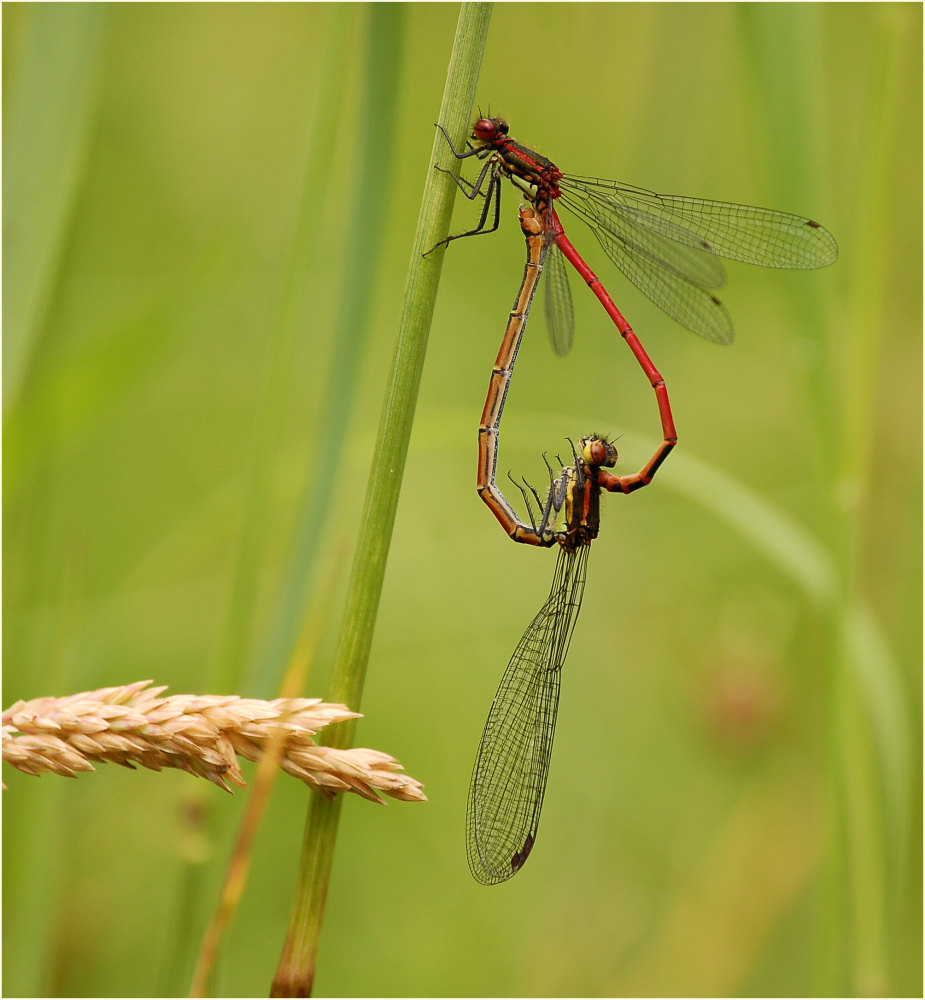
[212,5,355,695]
[2,9,108,995]
[3,4,108,415]
[742,8,915,993]
[270,5,493,996]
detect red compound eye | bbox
[472,118,497,141]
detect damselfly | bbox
[466,208,676,885]
[431,115,838,355]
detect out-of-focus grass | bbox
[3,4,920,997]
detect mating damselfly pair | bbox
[430,115,837,884]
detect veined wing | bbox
[562,175,838,269]
[560,184,732,343]
[543,238,575,357]
[466,544,589,885]
[559,176,837,344]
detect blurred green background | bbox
[4,3,920,997]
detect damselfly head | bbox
[579,435,618,469]
[472,117,509,143]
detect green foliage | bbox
[4,3,920,997]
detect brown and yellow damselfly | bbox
[466,208,676,885]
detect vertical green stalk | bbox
[270,5,493,996]
[171,13,357,996]
[825,14,912,995]
[3,4,108,416]
[250,4,402,694]
[741,8,913,995]
[2,9,109,997]
[214,4,354,695]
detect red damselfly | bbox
[431,116,838,355]
[467,208,676,885]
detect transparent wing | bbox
[466,544,589,884]
[563,175,839,268]
[543,238,575,357]
[578,204,735,344]
[559,175,838,344]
